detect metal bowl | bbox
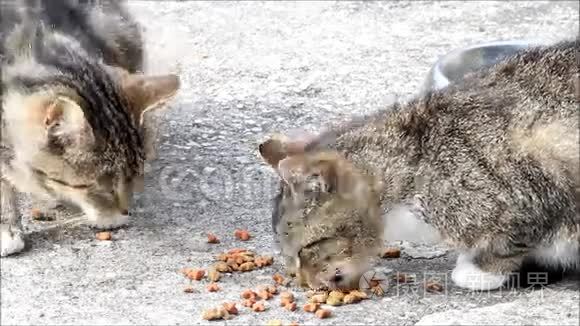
[421,40,542,93]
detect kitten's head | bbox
[259,134,384,290]
[2,57,179,221]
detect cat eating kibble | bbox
[1,0,180,256]
[260,38,579,291]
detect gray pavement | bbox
[1,1,579,325]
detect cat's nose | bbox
[121,209,129,216]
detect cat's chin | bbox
[85,214,130,230]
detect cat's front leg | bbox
[1,179,25,257]
[451,249,523,291]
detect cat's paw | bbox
[0,225,25,257]
[86,214,129,230]
[451,254,508,291]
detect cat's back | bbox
[452,38,577,115]
[325,39,578,211]
[399,39,578,167]
[1,0,143,72]
[453,39,578,178]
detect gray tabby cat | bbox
[259,38,579,291]
[1,0,180,257]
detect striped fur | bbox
[1,0,180,257]
[261,38,579,290]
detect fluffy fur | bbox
[260,38,579,291]
[1,0,180,257]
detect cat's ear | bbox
[258,134,293,168]
[258,131,316,168]
[43,96,94,147]
[120,73,180,124]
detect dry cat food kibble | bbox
[213,261,231,273]
[266,284,278,294]
[183,286,195,293]
[315,308,332,319]
[227,261,239,271]
[206,282,220,292]
[234,229,251,241]
[280,291,294,302]
[303,303,319,313]
[239,262,256,272]
[272,273,285,285]
[312,289,368,306]
[207,233,220,244]
[95,231,112,241]
[342,293,361,304]
[255,256,274,267]
[222,303,239,315]
[328,290,345,300]
[258,289,273,300]
[325,296,342,306]
[309,293,328,304]
[345,289,369,303]
[201,307,230,321]
[256,284,277,294]
[381,247,401,258]
[241,289,257,300]
[213,249,273,273]
[251,301,266,312]
[184,269,205,281]
[349,290,368,299]
[242,299,256,308]
[208,267,221,282]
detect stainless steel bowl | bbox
[421,40,542,93]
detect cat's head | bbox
[259,133,384,290]
[2,60,179,222]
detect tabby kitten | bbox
[260,38,579,291]
[1,0,180,257]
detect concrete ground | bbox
[1,1,579,325]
